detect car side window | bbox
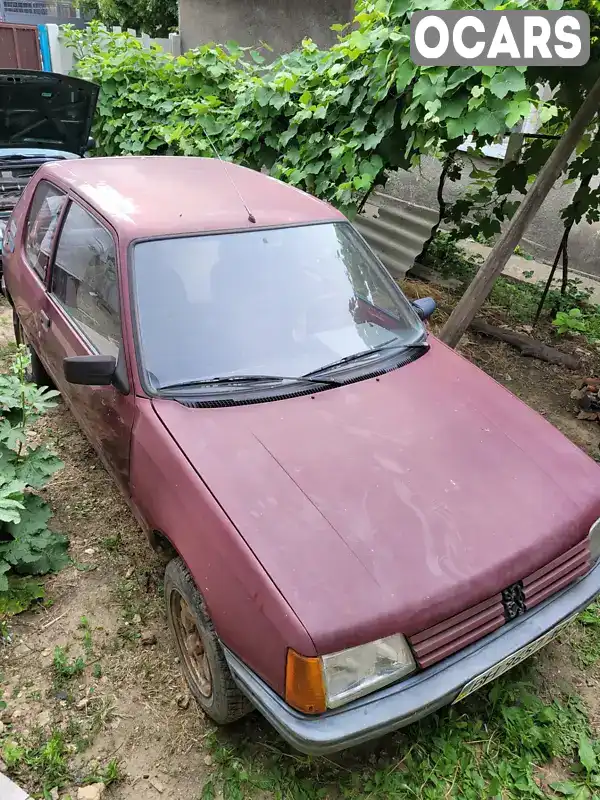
[25,182,67,280]
[50,202,121,356]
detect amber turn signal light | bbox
[285,649,326,714]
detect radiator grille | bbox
[408,539,590,669]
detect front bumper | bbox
[223,559,600,755]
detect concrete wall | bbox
[385,155,600,279]
[179,0,354,55]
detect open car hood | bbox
[0,70,98,155]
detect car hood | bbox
[152,338,600,654]
[0,70,98,154]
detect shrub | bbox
[0,347,67,615]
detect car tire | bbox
[164,557,252,725]
[12,309,54,388]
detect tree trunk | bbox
[440,75,600,348]
[417,152,454,263]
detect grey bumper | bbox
[223,560,600,755]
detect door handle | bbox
[40,311,51,331]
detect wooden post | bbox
[440,75,600,348]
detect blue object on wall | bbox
[38,25,51,71]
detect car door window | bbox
[25,182,66,280]
[50,202,121,357]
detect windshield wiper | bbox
[158,373,341,391]
[303,339,429,378]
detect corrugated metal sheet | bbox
[0,22,41,69]
[355,191,439,281]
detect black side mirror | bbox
[85,136,96,153]
[64,354,116,386]
[412,297,437,321]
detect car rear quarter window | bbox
[25,181,66,280]
[50,202,121,356]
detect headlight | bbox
[285,634,416,714]
[589,518,600,563]
[322,634,416,708]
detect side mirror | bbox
[64,354,116,386]
[85,136,96,153]
[412,297,437,321]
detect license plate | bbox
[452,613,578,704]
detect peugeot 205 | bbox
[3,156,600,754]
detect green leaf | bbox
[226,40,241,56]
[540,105,559,123]
[2,495,69,577]
[489,68,527,100]
[12,446,63,490]
[505,100,533,128]
[0,576,44,616]
[579,734,597,773]
[250,50,265,64]
[547,0,564,8]
[0,562,10,593]
[395,59,416,92]
[390,0,412,14]
[437,95,467,120]
[473,109,505,137]
[446,67,475,90]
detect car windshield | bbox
[131,222,425,391]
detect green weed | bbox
[554,308,588,335]
[575,602,600,667]
[83,757,122,787]
[2,729,69,792]
[200,665,599,800]
[52,646,85,688]
[424,232,600,339]
[101,533,121,552]
[78,615,94,657]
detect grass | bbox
[423,232,600,339]
[196,661,600,799]
[78,615,94,658]
[52,646,85,689]
[1,726,122,795]
[575,601,600,668]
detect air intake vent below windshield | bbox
[176,350,424,409]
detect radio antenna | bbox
[199,121,256,224]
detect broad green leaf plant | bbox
[63,0,560,215]
[0,347,67,615]
[444,0,600,244]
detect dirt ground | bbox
[1,282,600,799]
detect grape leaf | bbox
[489,68,527,100]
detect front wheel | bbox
[164,557,252,724]
[12,309,53,387]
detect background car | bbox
[0,69,98,287]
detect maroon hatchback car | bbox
[3,156,600,753]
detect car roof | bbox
[39,156,344,241]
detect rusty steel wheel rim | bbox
[171,592,213,698]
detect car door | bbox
[40,198,135,494]
[10,180,67,355]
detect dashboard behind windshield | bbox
[131,222,424,391]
